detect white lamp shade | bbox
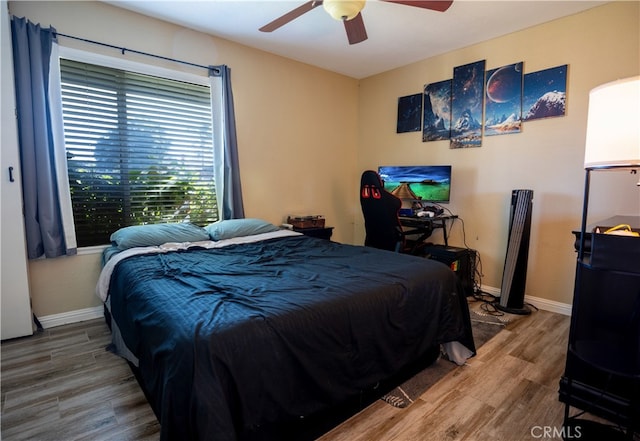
[584,75,640,169]
[323,0,366,21]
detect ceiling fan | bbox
[259,0,454,45]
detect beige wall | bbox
[357,1,639,306]
[8,1,640,318]
[9,0,359,317]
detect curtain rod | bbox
[53,31,220,75]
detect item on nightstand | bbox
[287,215,325,229]
[599,224,640,237]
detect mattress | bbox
[98,230,474,440]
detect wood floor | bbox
[0,307,609,440]
[1,319,159,440]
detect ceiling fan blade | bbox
[381,0,453,12]
[344,13,367,45]
[259,1,323,33]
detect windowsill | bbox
[77,245,109,256]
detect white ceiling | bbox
[104,0,607,79]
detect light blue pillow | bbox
[205,218,279,241]
[110,222,210,250]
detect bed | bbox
[96,219,475,440]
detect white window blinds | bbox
[59,58,218,246]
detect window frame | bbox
[57,47,216,252]
[58,47,211,88]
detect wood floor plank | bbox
[396,389,496,441]
[0,396,60,435]
[3,307,621,441]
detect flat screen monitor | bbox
[378,165,452,203]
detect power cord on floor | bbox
[445,213,540,316]
[446,214,488,302]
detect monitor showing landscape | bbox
[378,165,452,203]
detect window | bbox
[59,58,218,247]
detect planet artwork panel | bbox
[397,93,423,133]
[423,79,452,142]
[484,62,523,136]
[523,65,567,121]
[451,60,486,149]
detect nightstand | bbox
[294,226,334,240]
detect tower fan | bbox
[496,189,533,315]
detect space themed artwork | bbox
[423,79,452,142]
[396,93,423,133]
[523,65,568,121]
[451,60,486,149]
[484,62,524,136]
[408,61,568,146]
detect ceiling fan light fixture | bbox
[323,0,366,21]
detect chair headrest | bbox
[360,170,384,189]
[360,170,385,200]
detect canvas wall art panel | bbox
[397,93,423,133]
[423,79,452,142]
[523,65,568,121]
[484,62,523,136]
[451,60,485,148]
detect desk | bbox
[399,215,457,248]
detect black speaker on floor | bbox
[496,189,533,315]
[424,245,475,297]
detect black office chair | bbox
[360,170,406,252]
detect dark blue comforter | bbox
[107,234,474,440]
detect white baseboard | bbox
[524,295,572,316]
[480,285,572,316]
[37,305,104,329]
